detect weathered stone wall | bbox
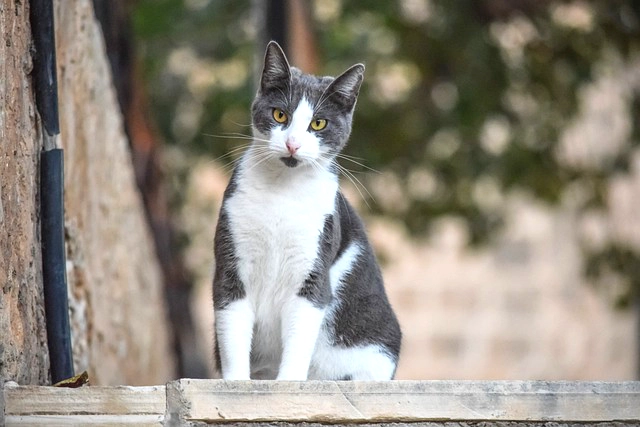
[0,0,174,386]
[3,380,640,426]
[0,0,50,385]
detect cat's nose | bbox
[286,139,300,155]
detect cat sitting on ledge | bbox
[213,41,401,380]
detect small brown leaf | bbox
[53,371,90,388]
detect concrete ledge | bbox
[3,379,640,426]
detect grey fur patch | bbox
[327,193,402,362]
[297,215,335,307]
[212,171,245,310]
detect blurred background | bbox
[103,0,640,380]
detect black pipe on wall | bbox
[30,0,59,137]
[30,0,74,384]
[40,149,73,384]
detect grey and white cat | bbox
[213,41,401,380]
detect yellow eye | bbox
[272,108,288,124]
[310,118,327,131]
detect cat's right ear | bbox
[260,41,291,93]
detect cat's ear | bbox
[323,64,365,111]
[260,41,291,92]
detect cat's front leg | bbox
[215,298,254,380]
[277,295,326,380]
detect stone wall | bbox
[3,380,640,426]
[0,0,174,386]
[0,0,50,386]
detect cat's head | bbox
[251,41,364,169]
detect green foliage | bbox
[586,244,640,309]
[133,0,640,304]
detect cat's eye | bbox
[272,108,288,124]
[310,118,327,131]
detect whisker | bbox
[225,119,253,128]
[202,132,246,139]
[308,158,326,175]
[202,132,273,145]
[206,144,252,164]
[219,147,270,171]
[209,145,273,173]
[334,154,381,174]
[332,160,374,208]
[336,153,368,162]
[242,150,276,174]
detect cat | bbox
[213,41,401,380]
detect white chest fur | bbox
[225,156,338,337]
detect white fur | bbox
[277,297,325,380]
[221,102,338,379]
[309,344,397,380]
[329,242,362,295]
[215,298,254,380]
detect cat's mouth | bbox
[279,156,300,168]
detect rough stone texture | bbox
[3,380,640,426]
[206,424,635,427]
[52,0,175,385]
[1,0,173,388]
[0,0,50,385]
[210,424,633,427]
[168,379,640,424]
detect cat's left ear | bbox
[260,41,292,93]
[323,64,365,111]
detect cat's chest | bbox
[225,168,338,295]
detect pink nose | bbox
[286,139,300,155]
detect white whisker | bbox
[334,154,380,174]
[331,160,374,208]
[242,150,277,174]
[203,132,273,145]
[225,119,253,128]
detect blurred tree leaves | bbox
[133,0,640,305]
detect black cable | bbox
[40,150,73,384]
[30,0,59,137]
[30,0,74,384]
